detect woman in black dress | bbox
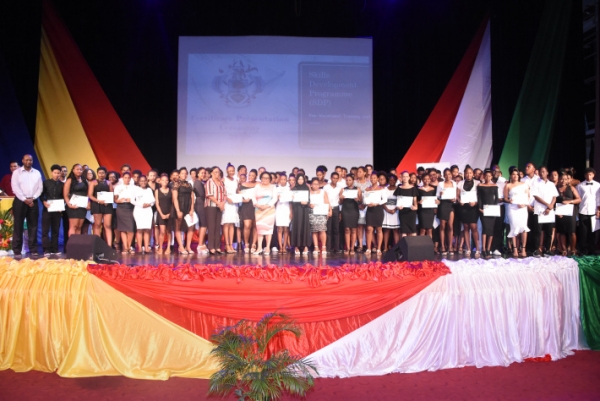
[172,167,195,254]
[339,174,362,254]
[458,166,480,257]
[114,172,135,253]
[555,172,581,256]
[88,166,114,246]
[418,174,438,238]
[290,174,311,255]
[477,169,498,259]
[239,169,258,253]
[193,168,208,254]
[155,173,172,255]
[436,168,457,255]
[364,172,387,255]
[394,171,419,237]
[63,164,89,238]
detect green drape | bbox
[575,256,600,350]
[497,0,572,173]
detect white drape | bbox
[308,257,586,378]
[440,21,493,170]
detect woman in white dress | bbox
[133,175,155,253]
[275,173,292,253]
[221,163,240,254]
[504,167,530,258]
[382,173,400,251]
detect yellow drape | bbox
[0,258,219,379]
[34,27,98,175]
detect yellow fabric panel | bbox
[34,27,98,175]
[0,258,219,379]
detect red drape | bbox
[89,261,450,356]
[42,0,150,173]
[396,18,488,173]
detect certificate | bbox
[278,191,293,203]
[184,212,199,227]
[554,203,574,216]
[363,191,381,205]
[70,195,89,208]
[312,204,329,215]
[420,196,437,209]
[241,188,255,200]
[461,190,477,204]
[483,204,501,217]
[293,191,309,203]
[396,196,414,209]
[310,193,324,205]
[343,189,358,199]
[511,194,528,205]
[440,189,456,200]
[537,211,555,224]
[97,191,114,203]
[228,194,243,203]
[47,199,65,212]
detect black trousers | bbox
[206,206,222,250]
[326,207,340,251]
[536,222,555,251]
[42,209,62,253]
[12,198,39,254]
[526,209,539,253]
[491,205,506,252]
[578,214,598,255]
[61,211,70,251]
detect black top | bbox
[193,180,205,206]
[93,179,110,196]
[393,186,419,199]
[42,179,64,201]
[556,185,575,204]
[477,185,498,209]
[69,178,88,197]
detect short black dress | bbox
[341,187,359,229]
[239,185,256,221]
[417,187,436,229]
[437,182,456,221]
[394,186,418,234]
[555,185,576,236]
[66,179,88,219]
[477,185,498,236]
[365,189,385,228]
[91,180,113,215]
[459,180,479,224]
[155,187,173,229]
[174,180,193,231]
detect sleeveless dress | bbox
[67,179,88,219]
[506,184,530,238]
[91,180,113,215]
[222,176,240,225]
[174,180,193,231]
[458,180,479,224]
[417,187,436,229]
[275,185,292,227]
[436,181,456,221]
[239,185,256,221]
[341,186,360,229]
[394,186,418,234]
[155,187,173,230]
[308,189,328,232]
[555,185,576,235]
[365,188,386,228]
[382,187,400,229]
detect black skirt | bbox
[480,215,496,236]
[418,208,435,230]
[365,205,384,228]
[438,200,454,221]
[66,206,87,219]
[399,209,417,234]
[555,215,576,236]
[239,201,255,221]
[460,205,479,224]
[90,201,113,215]
[341,199,359,229]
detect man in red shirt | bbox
[0,161,19,196]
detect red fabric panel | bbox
[42,0,150,172]
[89,261,450,357]
[396,18,489,173]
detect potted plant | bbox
[209,312,318,401]
[0,208,14,256]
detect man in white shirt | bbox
[532,166,558,256]
[11,154,43,257]
[324,172,342,253]
[491,165,506,255]
[576,168,600,255]
[521,162,539,254]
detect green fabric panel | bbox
[498,0,572,173]
[575,256,600,350]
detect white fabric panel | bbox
[440,22,493,170]
[308,256,586,378]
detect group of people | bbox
[2,154,599,259]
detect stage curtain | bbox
[497,0,572,173]
[41,0,151,173]
[35,27,98,175]
[395,18,488,173]
[0,258,218,379]
[575,256,600,350]
[89,261,450,357]
[309,256,585,378]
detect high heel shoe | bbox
[179,246,188,255]
[251,248,263,256]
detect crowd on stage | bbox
[2,154,599,259]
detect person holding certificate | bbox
[417,174,438,238]
[88,166,114,247]
[239,169,258,253]
[436,169,457,255]
[252,172,277,255]
[363,172,387,255]
[532,166,558,256]
[155,174,173,255]
[394,171,419,237]
[383,174,400,251]
[555,171,580,255]
[458,166,480,257]
[477,169,499,259]
[290,174,312,255]
[133,175,156,253]
[221,163,240,254]
[504,168,530,258]
[275,173,292,254]
[41,164,65,256]
[173,168,195,254]
[114,172,136,253]
[63,164,89,238]
[355,166,371,252]
[339,174,362,254]
[308,177,331,255]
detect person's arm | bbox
[189,189,195,215]
[570,186,581,205]
[41,181,50,208]
[11,169,27,202]
[88,181,102,204]
[172,186,182,218]
[324,191,332,217]
[154,189,164,216]
[33,172,43,200]
[504,184,511,203]
[63,178,76,208]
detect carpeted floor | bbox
[1,351,599,401]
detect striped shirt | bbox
[205,178,225,207]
